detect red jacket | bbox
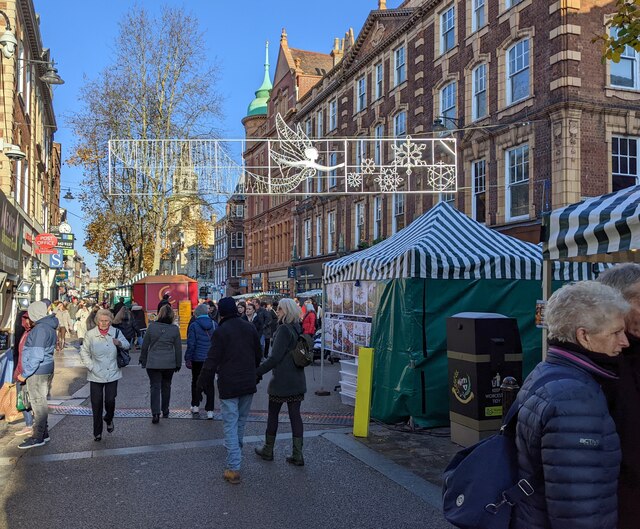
[301,311,316,335]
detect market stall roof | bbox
[295,289,323,299]
[134,274,196,284]
[323,202,598,283]
[232,291,280,300]
[542,184,640,262]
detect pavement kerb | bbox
[321,430,444,510]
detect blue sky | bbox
[35,0,400,274]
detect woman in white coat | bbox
[79,309,130,441]
[75,302,90,345]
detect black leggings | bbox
[266,399,303,438]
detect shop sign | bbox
[0,190,23,274]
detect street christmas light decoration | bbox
[108,113,457,197]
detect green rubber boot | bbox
[254,434,276,461]
[286,437,304,466]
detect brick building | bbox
[212,195,246,298]
[242,0,640,294]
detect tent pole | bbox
[542,259,552,360]
[315,280,330,396]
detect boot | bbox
[286,437,304,466]
[254,434,276,461]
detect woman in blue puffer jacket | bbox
[185,304,217,419]
[512,281,627,529]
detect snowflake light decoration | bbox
[347,172,363,188]
[426,161,456,192]
[391,136,427,176]
[375,166,403,192]
[361,158,377,174]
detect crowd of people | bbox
[10,292,320,485]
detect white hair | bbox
[546,280,630,343]
[278,298,302,324]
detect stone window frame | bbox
[470,0,486,34]
[494,124,535,224]
[356,74,367,113]
[440,4,456,55]
[439,81,457,129]
[329,98,338,131]
[354,201,366,247]
[496,27,535,116]
[506,39,530,106]
[611,135,640,191]
[303,218,312,258]
[393,108,408,138]
[374,122,385,165]
[505,142,530,222]
[315,214,323,256]
[434,2,459,60]
[374,61,384,100]
[604,15,640,100]
[394,44,407,87]
[605,113,640,193]
[470,62,489,122]
[373,195,384,240]
[470,158,487,223]
[391,193,405,234]
[327,210,336,252]
[432,74,460,126]
[316,108,324,137]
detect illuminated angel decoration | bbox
[268,114,344,192]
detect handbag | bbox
[114,329,131,368]
[0,382,22,422]
[16,383,30,412]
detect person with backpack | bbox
[254,298,307,466]
[510,281,626,529]
[263,301,278,359]
[185,304,217,419]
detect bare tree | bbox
[68,5,223,278]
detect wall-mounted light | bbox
[0,10,17,59]
[16,279,34,294]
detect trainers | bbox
[14,427,32,437]
[18,437,45,450]
[206,411,214,420]
[223,469,241,484]
[190,406,199,414]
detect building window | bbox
[472,0,485,32]
[304,219,311,257]
[610,29,640,89]
[235,204,244,217]
[440,82,457,128]
[316,110,323,137]
[506,144,529,220]
[612,136,639,191]
[507,39,530,105]
[315,215,322,255]
[472,159,486,223]
[394,111,407,138]
[305,119,312,137]
[231,259,244,277]
[374,124,384,165]
[375,62,383,99]
[472,64,487,121]
[355,139,366,172]
[328,211,336,252]
[440,6,455,54]
[355,202,365,247]
[356,75,366,112]
[231,232,244,248]
[329,99,338,131]
[506,0,523,8]
[329,152,338,188]
[374,195,383,240]
[392,193,405,234]
[394,45,406,86]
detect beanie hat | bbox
[194,304,209,317]
[28,301,48,322]
[218,297,238,319]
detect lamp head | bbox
[0,28,17,59]
[4,143,25,160]
[40,66,64,85]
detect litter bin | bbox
[446,312,522,447]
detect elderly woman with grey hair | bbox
[255,297,307,466]
[510,281,628,529]
[80,308,130,441]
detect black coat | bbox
[203,315,262,399]
[256,322,306,397]
[601,335,640,529]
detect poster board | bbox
[323,281,381,358]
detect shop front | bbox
[267,269,291,296]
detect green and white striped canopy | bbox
[543,185,640,260]
[323,202,596,283]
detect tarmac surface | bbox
[0,339,456,528]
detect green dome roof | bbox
[247,41,272,117]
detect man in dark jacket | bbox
[112,297,125,316]
[197,297,262,484]
[17,301,58,449]
[186,304,217,418]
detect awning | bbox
[542,184,640,261]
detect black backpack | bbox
[288,326,314,368]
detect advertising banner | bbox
[0,190,23,275]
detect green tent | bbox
[323,203,599,427]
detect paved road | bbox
[0,342,451,528]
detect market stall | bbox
[323,202,600,427]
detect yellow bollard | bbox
[353,347,374,438]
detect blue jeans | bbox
[220,394,254,471]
